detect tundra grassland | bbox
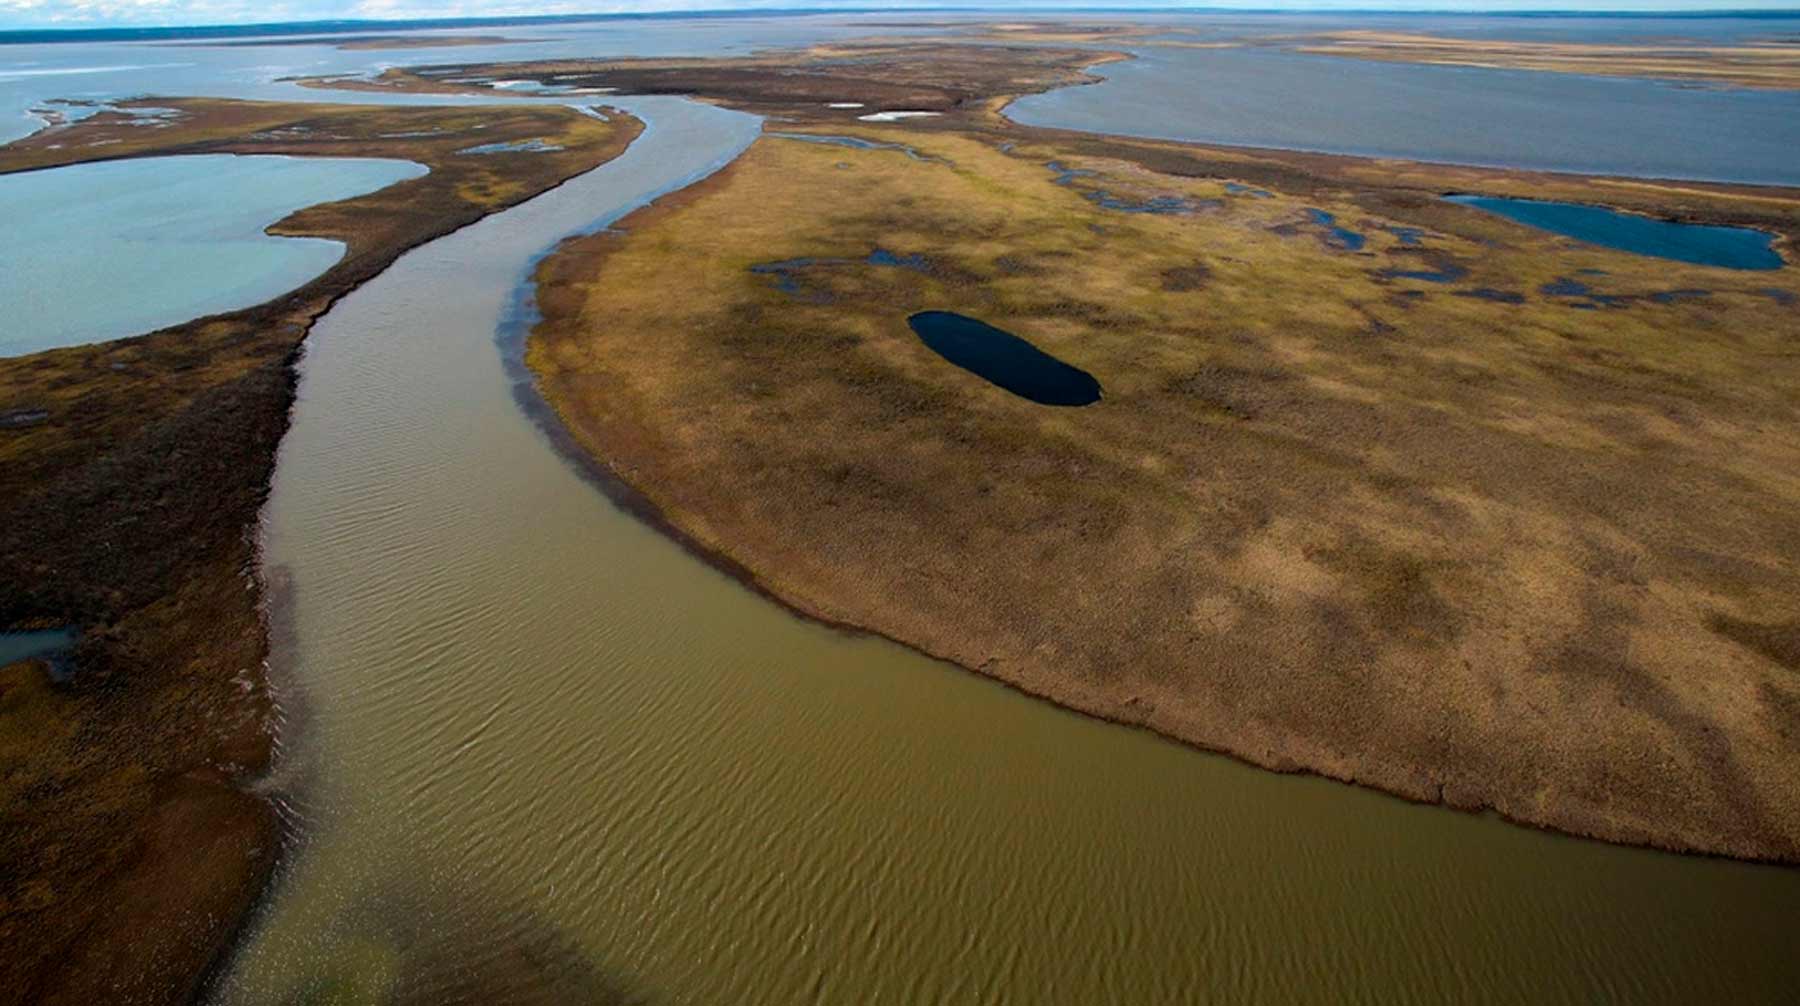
[526,111,1800,863]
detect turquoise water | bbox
[0,627,73,667]
[1446,195,1785,270]
[0,154,424,356]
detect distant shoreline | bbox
[5,7,1799,46]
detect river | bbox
[214,92,1800,1004]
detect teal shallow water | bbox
[1446,194,1785,270]
[0,154,424,357]
[0,628,73,667]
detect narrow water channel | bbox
[222,98,1800,1005]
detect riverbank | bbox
[0,97,640,1003]
[518,53,1800,862]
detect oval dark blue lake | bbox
[1446,195,1783,271]
[907,311,1101,407]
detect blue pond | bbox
[1046,161,1208,215]
[1379,260,1469,283]
[750,247,929,299]
[907,311,1101,407]
[1540,276,1626,308]
[457,138,565,155]
[1306,209,1366,252]
[1,628,75,679]
[768,132,939,162]
[1447,195,1783,270]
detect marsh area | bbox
[2,12,1798,1006]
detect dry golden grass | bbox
[531,122,1800,861]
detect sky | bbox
[0,1,1792,30]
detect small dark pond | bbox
[1046,161,1212,215]
[1446,195,1783,270]
[1306,209,1366,251]
[1649,289,1712,304]
[750,247,930,299]
[1540,276,1626,308]
[0,407,49,428]
[907,311,1101,407]
[768,132,940,162]
[1378,260,1469,283]
[1457,288,1527,305]
[456,138,565,155]
[1,628,76,680]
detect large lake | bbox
[0,154,423,356]
[0,13,1795,1004]
[1007,41,1800,186]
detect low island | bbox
[351,42,1800,862]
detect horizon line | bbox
[3,5,1798,41]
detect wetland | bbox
[4,13,1800,1006]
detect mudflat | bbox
[509,43,1800,861]
[0,98,639,1003]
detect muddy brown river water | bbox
[217,96,1799,1004]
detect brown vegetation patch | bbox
[1159,261,1212,291]
[1711,615,1800,672]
